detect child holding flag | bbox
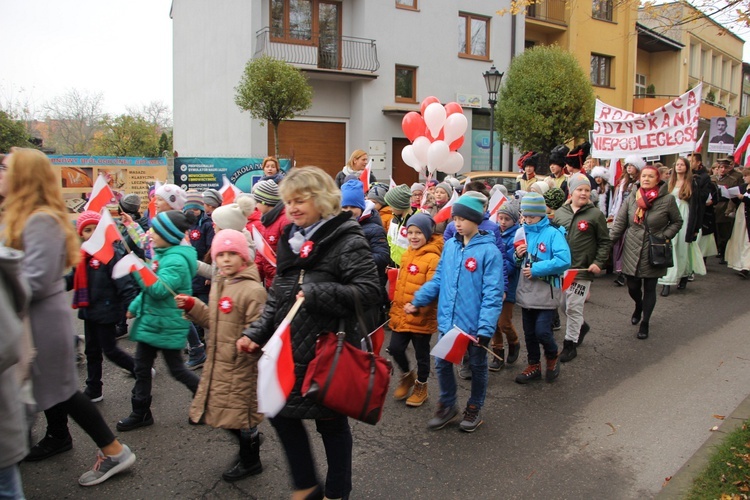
[407,194,504,432]
[176,229,267,482]
[388,213,443,407]
[66,211,139,402]
[514,193,571,384]
[553,173,611,363]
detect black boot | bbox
[506,342,521,365]
[637,323,649,340]
[660,285,670,297]
[613,273,625,286]
[677,277,688,289]
[559,340,577,363]
[488,347,505,372]
[117,397,154,432]
[222,431,263,482]
[577,322,590,346]
[631,306,642,325]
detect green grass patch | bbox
[686,419,750,500]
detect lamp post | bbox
[483,65,504,171]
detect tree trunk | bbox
[272,121,280,158]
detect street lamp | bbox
[483,65,504,171]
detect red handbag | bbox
[302,330,392,425]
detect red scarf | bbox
[634,186,659,224]
[72,250,90,309]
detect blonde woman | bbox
[0,149,135,486]
[335,149,376,188]
[238,166,380,500]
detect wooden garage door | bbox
[268,120,346,179]
[392,137,419,186]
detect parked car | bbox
[456,171,547,195]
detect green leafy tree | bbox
[234,56,313,157]
[91,115,160,157]
[496,45,595,158]
[158,131,173,156]
[0,110,33,152]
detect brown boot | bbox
[546,355,560,382]
[393,371,416,400]
[515,363,541,384]
[406,381,428,407]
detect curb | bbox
[656,394,750,499]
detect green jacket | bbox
[553,202,612,281]
[128,244,198,350]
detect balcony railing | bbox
[254,28,379,73]
[526,0,567,24]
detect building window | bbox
[396,0,418,10]
[592,0,613,21]
[271,0,313,41]
[458,12,490,60]
[635,74,646,96]
[395,65,417,103]
[591,54,612,87]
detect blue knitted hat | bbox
[340,180,366,210]
[452,194,484,225]
[152,210,192,245]
[520,192,547,218]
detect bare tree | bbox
[125,100,173,130]
[43,89,104,154]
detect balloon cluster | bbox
[401,97,468,175]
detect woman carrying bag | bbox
[610,165,682,340]
[237,166,380,500]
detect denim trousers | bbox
[435,342,488,409]
[521,308,557,364]
[0,465,24,500]
[132,342,199,406]
[84,320,135,393]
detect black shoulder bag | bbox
[644,215,674,268]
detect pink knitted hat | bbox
[211,229,250,263]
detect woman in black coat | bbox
[238,167,380,500]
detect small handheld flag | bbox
[433,189,459,223]
[430,326,474,364]
[84,174,116,214]
[80,210,123,264]
[112,252,158,286]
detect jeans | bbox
[387,331,432,383]
[84,321,135,394]
[0,465,24,500]
[435,342,489,409]
[44,391,115,448]
[521,308,557,364]
[562,279,591,342]
[492,300,519,348]
[132,342,199,406]
[270,415,352,499]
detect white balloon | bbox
[427,140,450,172]
[443,113,468,144]
[401,145,420,171]
[412,136,430,168]
[424,102,447,139]
[440,152,464,174]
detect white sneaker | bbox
[78,444,136,486]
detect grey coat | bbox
[23,214,79,410]
[0,246,30,468]
[610,184,683,279]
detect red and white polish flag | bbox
[251,225,277,268]
[389,177,397,190]
[734,126,750,166]
[608,159,622,188]
[562,269,579,291]
[84,174,116,213]
[81,210,123,264]
[430,326,475,364]
[257,297,303,417]
[513,226,527,249]
[359,158,373,193]
[219,175,243,205]
[488,190,508,224]
[112,252,158,286]
[693,130,706,154]
[433,189,459,223]
[149,179,162,220]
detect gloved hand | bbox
[175,294,195,311]
[477,336,490,348]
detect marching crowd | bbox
[1,144,749,500]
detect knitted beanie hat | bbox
[543,187,566,210]
[152,210,194,245]
[427,179,438,188]
[435,182,454,199]
[452,194,484,225]
[384,184,412,210]
[340,180,366,210]
[568,173,592,194]
[211,229,250,264]
[202,188,222,208]
[490,184,508,198]
[406,212,435,240]
[155,184,187,211]
[236,193,257,217]
[212,203,248,231]
[184,190,204,212]
[119,193,141,214]
[462,190,488,211]
[411,182,426,193]
[497,199,520,223]
[530,181,550,195]
[252,179,281,206]
[521,192,547,218]
[77,210,100,236]
[366,183,389,206]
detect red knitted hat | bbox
[77,210,101,236]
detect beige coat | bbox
[187,265,267,429]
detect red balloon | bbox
[449,135,464,151]
[445,102,463,116]
[402,112,425,142]
[424,125,444,143]
[420,96,440,116]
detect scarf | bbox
[72,250,90,309]
[633,186,659,224]
[288,216,332,254]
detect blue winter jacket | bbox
[499,223,521,303]
[412,231,504,339]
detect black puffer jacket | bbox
[244,212,381,419]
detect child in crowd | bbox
[384,184,416,266]
[203,188,222,216]
[410,183,426,210]
[432,182,454,234]
[114,193,148,338]
[489,200,522,371]
[117,210,201,431]
[408,195,504,432]
[389,213,442,407]
[67,211,139,402]
[367,183,392,230]
[176,229,267,482]
[514,193,571,384]
[252,179,288,288]
[553,173,611,363]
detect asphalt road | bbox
[19,259,750,499]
